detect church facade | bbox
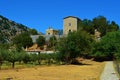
[46,27,59,36]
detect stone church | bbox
[45,16,81,36]
[27,16,101,53]
[31,16,100,43]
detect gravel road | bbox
[100,61,119,80]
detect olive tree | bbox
[36,35,45,49]
[6,50,19,68]
[57,30,92,64]
[0,49,8,69]
[13,32,33,51]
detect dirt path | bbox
[100,61,119,80]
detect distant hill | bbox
[0,15,30,43]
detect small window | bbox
[69,30,72,32]
[69,23,71,26]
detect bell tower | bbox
[63,16,80,35]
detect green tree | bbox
[79,19,94,34]
[17,51,25,63]
[0,43,10,49]
[0,53,3,69]
[36,52,41,65]
[0,49,8,69]
[77,16,119,36]
[0,44,11,69]
[29,29,38,35]
[13,32,33,51]
[6,50,19,68]
[36,36,45,48]
[29,53,38,63]
[40,53,56,65]
[22,53,31,64]
[49,36,57,50]
[108,21,119,32]
[92,16,108,36]
[91,31,120,60]
[57,30,92,64]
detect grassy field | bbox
[0,59,105,80]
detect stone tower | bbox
[63,16,80,35]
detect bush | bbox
[91,31,120,61]
[22,53,31,64]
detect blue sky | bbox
[0,0,120,33]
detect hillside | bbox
[0,15,30,43]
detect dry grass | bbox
[0,59,105,80]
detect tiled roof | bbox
[63,16,80,20]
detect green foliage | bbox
[36,35,45,47]
[0,43,10,49]
[0,49,63,68]
[49,36,57,49]
[13,32,33,51]
[108,21,119,32]
[29,53,38,62]
[40,53,61,65]
[6,50,19,68]
[92,16,108,36]
[78,16,119,36]
[0,49,8,69]
[29,29,38,35]
[91,31,120,60]
[17,51,26,62]
[79,19,94,34]
[22,53,31,64]
[57,30,92,64]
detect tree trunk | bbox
[38,59,41,65]
[65,57,71,65]
[12,62,15,68]
[0,61,3,70]
[38,52,41,65]
[0,63,2,70]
